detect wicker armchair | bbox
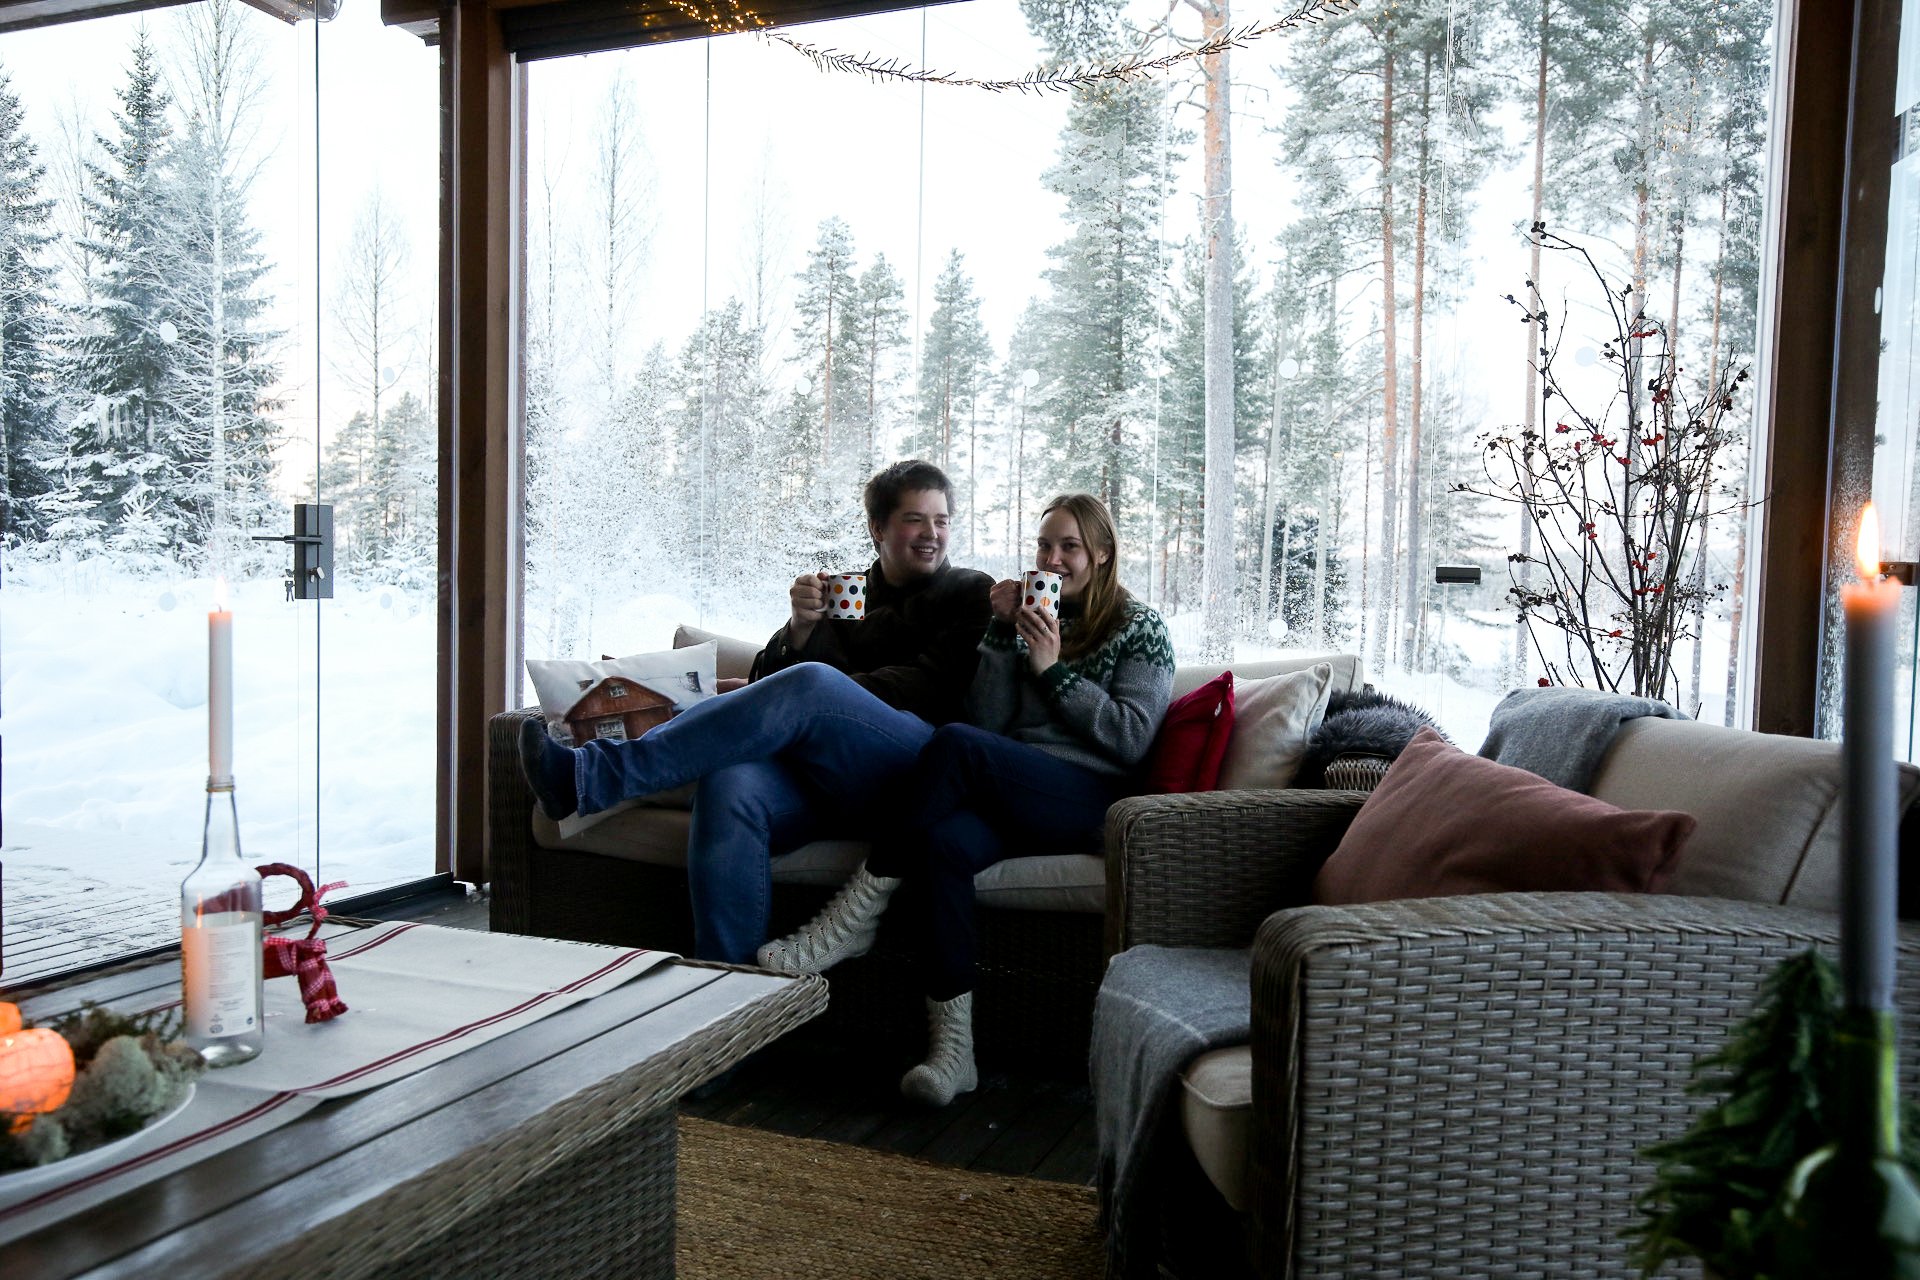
[1103,737,1920,1279]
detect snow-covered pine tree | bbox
[0,62,59,542]
[1391,2,1502,670]
[69,27,182,552]
[159,0,283,570]
[790,217,859,474]
[328,188,414,566]
[839,254,907,472]
[319,408,374,563]
[371,389,433,578]
[1266,219,1358,650]
[998,301,1047,575]
[675,298,776,607]
[1163,237,1265,628]
[1024,0,1171,537]
[1266,509,1349,645]
[914,250,993,553]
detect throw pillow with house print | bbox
[524,642,718,836]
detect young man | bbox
[519,459,993,963]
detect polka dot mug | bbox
[827,572,868,622]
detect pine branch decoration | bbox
[1628,950,1920,1278]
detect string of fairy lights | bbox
[657,0,1367,93]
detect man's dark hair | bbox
[863,460,954,529]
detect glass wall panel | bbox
[0,0,438,981]
[522,1,1779,747]
[1875,7,1920,758]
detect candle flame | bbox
[1858,504,1883,581]
[212,577,229,611]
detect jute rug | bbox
[676,1116,1103,1279]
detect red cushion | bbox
[1313,728,1694,904]
[1145,672,1237,793]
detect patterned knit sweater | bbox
[966,600,1175,776]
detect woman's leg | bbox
[881,725,1129,1107]
[871,724,1128,999]
[528,662,933,817]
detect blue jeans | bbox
[866,723,1130,1000]
[573,663,934,963]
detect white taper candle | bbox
[209,581,233,785]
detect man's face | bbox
[871,488,951,583]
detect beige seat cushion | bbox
[1179,1044,1253,1211]
[673,623,761,680]
[1587,717,1920,913]
[533,807,1106,911]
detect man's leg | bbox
[685,760,820,964]
[530,662,932,817]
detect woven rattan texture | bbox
[489,709,1104,1074]
[1322,755,1390,792]
[291,964,824,1280]
[1244,893,1920,1279]
[372,1109,676,1280]
[1103,788,1364,954]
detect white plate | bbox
[0,1083,197,1197]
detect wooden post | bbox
[438,0,522,882]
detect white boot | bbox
[755,864,900,974]
[899,992,978,1107]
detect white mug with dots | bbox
[1023,570,1062,615]
[826,572,868,621]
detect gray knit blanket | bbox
[1093,945,1252,1280]
[1477,685,1685,793]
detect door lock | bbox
[251,503,334,600]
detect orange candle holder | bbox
[0,1024,77,1133]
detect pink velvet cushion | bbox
[1146,671,1237,794]
[1314,728,1695,904]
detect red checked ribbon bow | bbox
[258,862,350,1024]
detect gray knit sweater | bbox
[966,601,1175,776]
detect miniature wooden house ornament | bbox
[563,676,675,743]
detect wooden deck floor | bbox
[400,889,1098,1186]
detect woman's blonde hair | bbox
[1040,493,1134,661]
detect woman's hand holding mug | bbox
[1016,604,1061,675]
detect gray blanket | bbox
[1477,685,1685,792]
[1093,945,1252,1280]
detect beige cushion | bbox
[532,809,1105,912]
[673,624,762,680]
[1179,1045,1253,1211]
[1174,651,1361,699]
[1217,664,1336,791]
[1587,717,1920,913]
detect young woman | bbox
[759,493,1174,1105]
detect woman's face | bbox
[1036,508,1109,601]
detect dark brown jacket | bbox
[750,559,994,726]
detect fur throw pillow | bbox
[1295,689,1448,788]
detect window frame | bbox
[415,0,1888,880]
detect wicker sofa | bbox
[488,624,1364,1072]
[1102,715,1920,1278]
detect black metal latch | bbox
[251,503,334,600]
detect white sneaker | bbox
[755,864,900,974]
[900,992,978,1107]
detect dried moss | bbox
[0,1006,204,1173]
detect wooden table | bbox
[6,942,826,1279]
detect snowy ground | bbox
[3,558,439,918]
